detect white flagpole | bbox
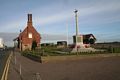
[66,23,69,47]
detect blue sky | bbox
[0,0,120,45]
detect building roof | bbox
[83,34,96,40]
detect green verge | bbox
[21,47,120,57]
[21,50,42,63]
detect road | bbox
[8,52,120,80]
[0,49,10,79]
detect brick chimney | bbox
[27,14,32,26]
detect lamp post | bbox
[20,30,22,51]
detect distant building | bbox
[83,34,96,48]
[14,14,41,51]
[57,41,67,48]
[91,42,120,49]
[72,34,96,48]
[83,34,96,44]
[41,43,54,47]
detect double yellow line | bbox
[1,52,13,80]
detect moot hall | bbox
[14,14,41,51]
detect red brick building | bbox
[14,14,41,51]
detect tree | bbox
[32,40,37,50]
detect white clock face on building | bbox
[28,33,32,38]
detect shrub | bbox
[21,50,42,63]
[31,40,37,50]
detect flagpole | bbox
[66,23,68,47]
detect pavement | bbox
[8,51,120,80]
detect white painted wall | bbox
[0,38,4,48]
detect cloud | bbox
[33,1,120,27]
[0,32,73,46]
[79,1,120,16]
[0,32,18,46]
[96,33,120,42]
[34,11,72,26]
[41,34,73,44]
[0,0,120,33]
[0,32,120,47]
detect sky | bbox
[0,0,120,46]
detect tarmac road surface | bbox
[0,50,10,79]
[8,52,120,80]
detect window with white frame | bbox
[28,33,32,38]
